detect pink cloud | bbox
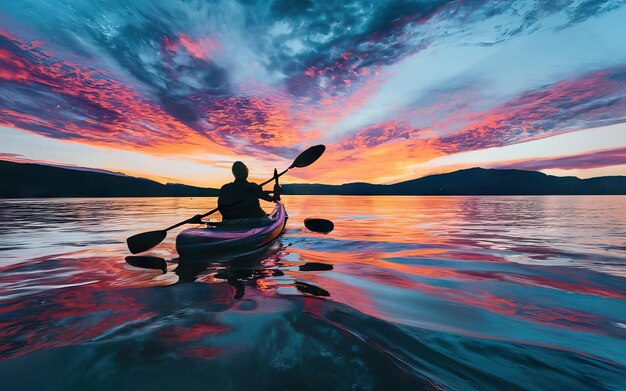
[491,147,626,171]
[437,65,626,153]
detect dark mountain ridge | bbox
[0,160,218,198]
[283,167,626,195]
[1,160,624,197]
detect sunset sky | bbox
[1,0,625,187]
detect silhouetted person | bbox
[217,161,281,220]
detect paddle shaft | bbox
[260,168,289,186]
[163,168,289,232]
[162,207,219,231]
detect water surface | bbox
[1,196,625,390]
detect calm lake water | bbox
[0,196,625,390]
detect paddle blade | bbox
[290,144,325,168]
[126,230,167,254]
[304,218,334,234]
[295,281,330,297]
[125,256,167,274]
[299,262,334,271]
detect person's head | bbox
[232,161,249,181]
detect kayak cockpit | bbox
[175,203,287,259]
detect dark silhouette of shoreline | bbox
[284,167,626,195]
[1,160,625,198]
[0,160,218,198]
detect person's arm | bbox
[273,182,282,201]
[217,186,227,209]
[254,183,278,202]
[259,188,276,202]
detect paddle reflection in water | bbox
[125,241,333,299]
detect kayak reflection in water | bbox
[190,161,282,223]
[125,243,333,300]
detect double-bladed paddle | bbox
[127,144,328,254]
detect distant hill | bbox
[1,161,624,197]
[282,167,626,195]
[0,160,218,197]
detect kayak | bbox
[175,202,287,259]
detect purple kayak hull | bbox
[175,203,287,259]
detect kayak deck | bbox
[175,203,287,259]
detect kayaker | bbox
[188,162,281,224]
[217,161,281,220]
